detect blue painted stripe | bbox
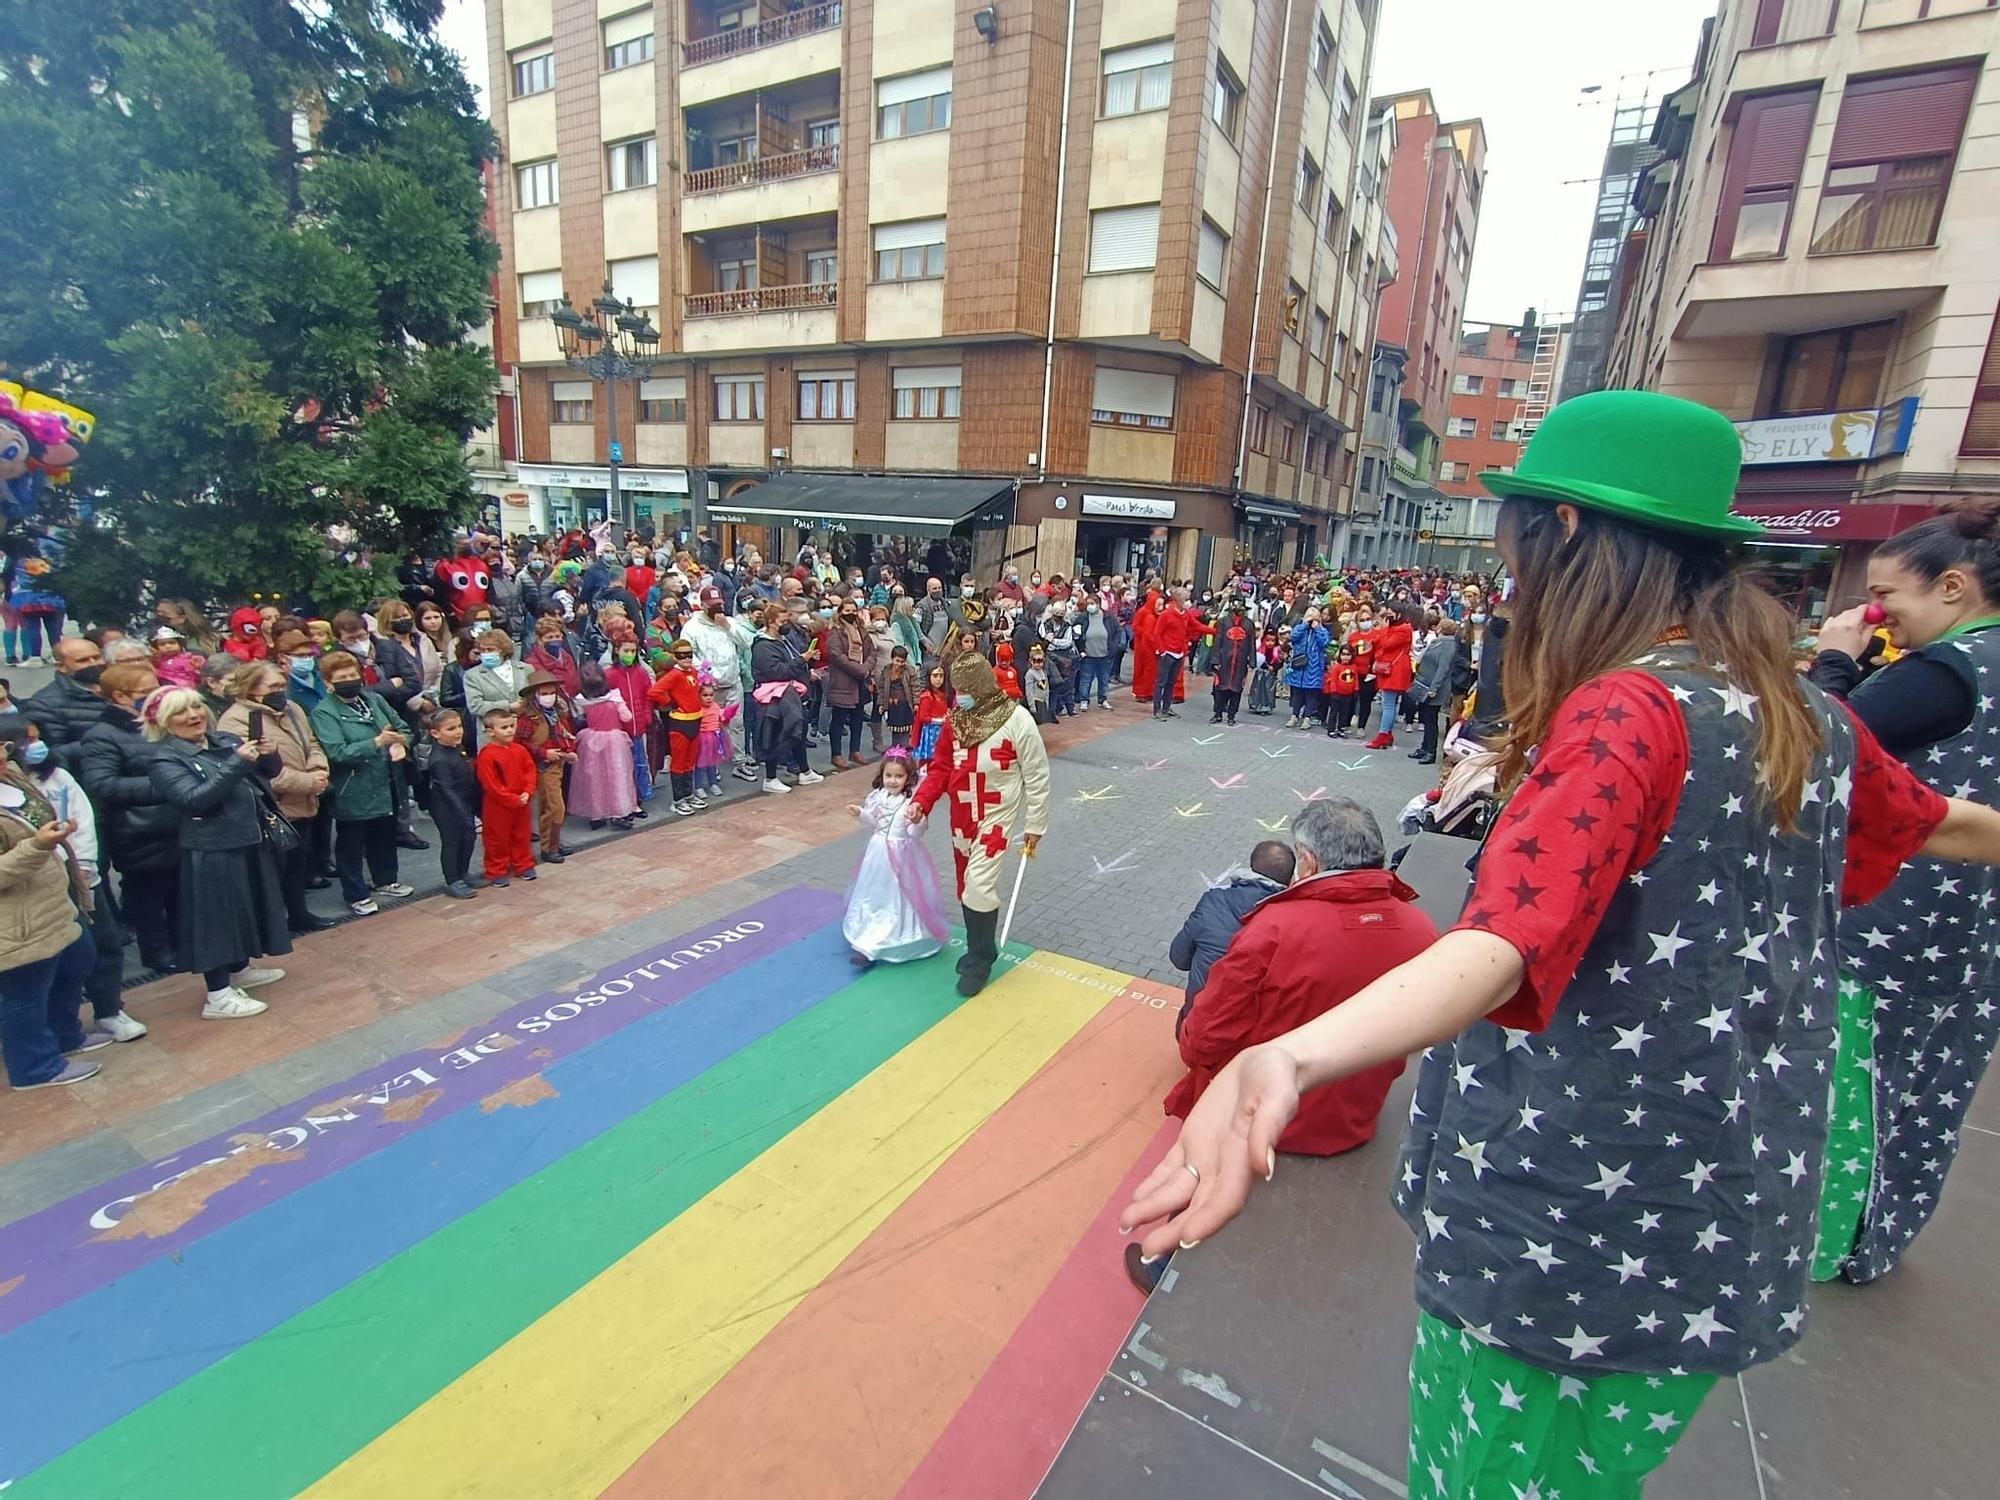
[0,921,856,1480]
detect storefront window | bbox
[1751,545,1836,625]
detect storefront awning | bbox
[1237,499,1302,524]
[1734,500,1936,544]
[708,474,1011,538]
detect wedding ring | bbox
[1183,1163,1201,1186]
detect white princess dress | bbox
[842,789,950,963]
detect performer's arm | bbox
[1016,711,1052,840]
[909,722,955,817]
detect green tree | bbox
[0,0,498,624]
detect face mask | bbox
[22,739,50,768]
[343,638,372,658]
[392,618,413,634]
[723,561,735,572]
[288,655,316,678]
[479,650,504,669]
[332,678,365,699]
[261,689,289,712]
[542,638,563,653]
[618,650,638,664]
[819,608,834,619]
[1471,612,1487,623]
[1087,603,1100,614]
[955,692,975,709]
[73,664,106,687]
[536,692,558,710]
[961,586,975,598]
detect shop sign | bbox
[1081,492,1177,521]
[516,464,689,493]
[709,508,850,533]
[1733,500,1935,542]
[1734,398,1917,467]
[502,490,530,508]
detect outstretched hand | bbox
[1119,1044,1301,1259]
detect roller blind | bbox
[1197,220,1227,286]
[878,66,950,107]
[892,365,961,390]
[1092,367,1176,418]
[640,376,685,400]
[1741,92,1818,184]
[609,255,659,308]
[519,270,562,304]
[602,8,652,45]
[1088,203,1161,273]
[551,381,593,402]
[872,217,945,250]
[1829,65,1978,166]
[1103,39,1174,72]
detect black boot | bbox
[958,905,999,997]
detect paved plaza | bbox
[0,682,1993,1498]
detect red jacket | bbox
[649,663,704,720]
[1166,868,1438,1155]
[475,740,538,803]
[1372,620,1415,693]
[1152,604,1194,656]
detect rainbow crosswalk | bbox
[0,887,1184,1498]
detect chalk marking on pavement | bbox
[1173,802,1212,819]
[1177,1368,1243,1409]
[1105,1371,1336,1496]
[1293,787,1329,803]
[1092,850,1142,877]
[1311,1437,1409,1498]
[1262,745,1293,758]
[1210,774,1245,790]
[1335,758,1374,772]
[1192,734,1224,745]
[1124,1322,1168,1371]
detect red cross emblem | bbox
[979,823,1011,858]
[989,738,1018,770]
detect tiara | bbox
[881,746,914,764]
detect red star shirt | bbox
[1455,671,1948,1031]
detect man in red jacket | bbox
[1129,796,1438,1289]
[1149,587,1195,719]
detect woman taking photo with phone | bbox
[1120,392,2000,1498]
[218,660,333,937]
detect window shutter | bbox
[1829,66,1978,166]
[552,381,593,402]
[892,366,961,390]
[1742,93,1817,186]
[608,255,659,308]
[519,270,562,305]
[1088,204,1161,273]
[1964,312,2000,456]
[878,67,950,107]
[602,8,652,45]
[640,376,685,401]
[1092,367,1176,419]
[1197,220,1227,285]
[873,218,945,251]
[1104,39,1174,73]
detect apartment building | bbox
[1607,0,2000,618]
[485,0,1394,588]
[1348,88,1485,566]
[1431,316,1551,574]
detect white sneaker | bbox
[100,1011,149,1043]
[763,777,792,794]
[374,882,415,899]
[202,988,268,1020]
[236,967,286,989]
[692,792,710,807]
[673,799,695,816]
[797,770,825,786]
[351,897,379,916]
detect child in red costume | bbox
[222,606,269,662]
[475,708,538,885]
[992,641,1023,701]
[650,639,706,815]
[435,542,492,625]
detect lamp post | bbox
[551,283,663,535]
[1420,496,1454,571]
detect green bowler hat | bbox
[1480,390,1766,543]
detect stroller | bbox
[1396,720,1500,842]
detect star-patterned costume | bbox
[1824,625,2000,1282]
[1393,649,1944,1493]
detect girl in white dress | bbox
[841,749,949,967]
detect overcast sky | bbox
[435,0,1719,329]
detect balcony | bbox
[685,2,840,66]
[687,143,839,196]
[686,281,836,318]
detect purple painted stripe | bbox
[0,885,841,1337]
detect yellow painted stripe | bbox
[303,950,1128,1500]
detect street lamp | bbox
[1420,496,1454,570]
[552,282,664,534]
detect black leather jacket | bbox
[146,734,277,852]
[75,707,180,873]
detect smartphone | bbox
[248,708,265,743]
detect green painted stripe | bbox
[14,957,971,1500]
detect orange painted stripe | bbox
[601,971,1183,1500]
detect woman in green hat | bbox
[1119,390,2000,1497]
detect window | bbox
[806,248,839,285]
[1297,149,1322,211]
[1091,367,1176,430]
[1197,218,1228,289]
[1490,420,1512,440]
[1322,188,1343,248]
[716,256,756,292]
[1447,416,1477,439]
[1337,73,1357,136]
[806,117,840,149]
[1965,310,2000,457]
[798,372,856,422]
[1087,203,1161,273]
[1452,373,1483,395]
[1439,461,1462,482]
[1370,370,1389,413]
[1310,308,1331,361]
[607,255,659,318]
[1810,65,1976,256]
[713,133,756,165]
[1103,40,1173,117]
[605,135,656,191]
[602,9,653,70]
[514,158,558,210]
[1499,377,1524,399]
[1279,422,1298,464]
[552,380,593,425]
[639,376,686,424]
[1284,281,1305,335]
[713,375,765,422]
[511,49,553,98]
[1359,455,1378,492]
[873,219,946,281]
[1309,16,1335,89]
[1249,404,1270,452]
[1709,88,1817,261]
[1769,321,1894,416]
[519,269,563,318]
[1211,60,1245,141]
[891,365,962,420]
[877,67,952,139]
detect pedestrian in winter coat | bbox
[308,651,412,915]
[23,638,108,771]
[1167,840,1293,1023]
[76,663,183,971]
[217,660,332,934]
[1407,620,1459,764]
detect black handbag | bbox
[252,779,303,855]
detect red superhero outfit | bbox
[436,549,492,624]
[476,736,538,879]
[649,659,704,802]
[222,606,268,662]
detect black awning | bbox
[708,474,1012,537]
[1237,498,1302,523]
